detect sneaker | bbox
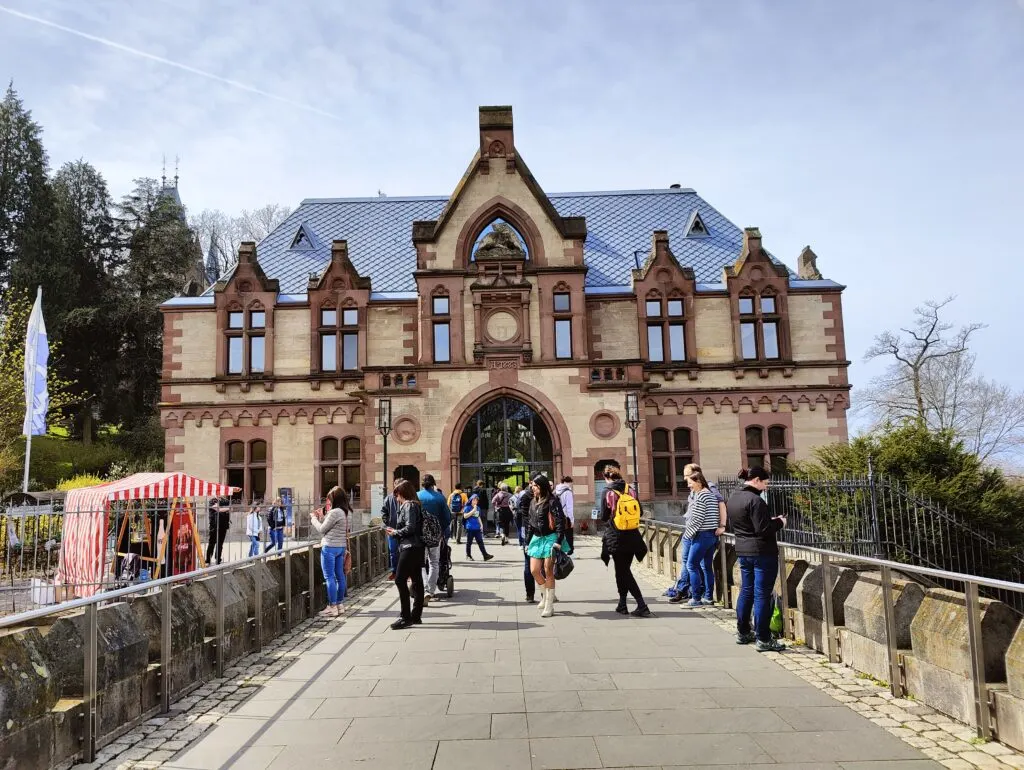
[483,554,494,562]
[423,594,432,605]
[755,638,786,653]
[615,601,628,615]
[631,606,653,618]
[466,554,474,561]
[411,617,423,625]
[736,632,756,645]
[387,572,396,581]
[663,588,677,598]
[526,595,536,604]
[686,600,703,608]
[668,593,686,604]
[701,598,715,606]
[390,618,413,630]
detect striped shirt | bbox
[683,489,720,539]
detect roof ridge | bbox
[298,188,697,206]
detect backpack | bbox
[612,489,642,530]
[448,492,462,511]
[421,510,442,547]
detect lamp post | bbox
[378,397,392,494]
[625,392,641,496]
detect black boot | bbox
[615,597,628,615]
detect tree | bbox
[0,83,52,288]
[860,297,1023,463]
[189,203,291,276]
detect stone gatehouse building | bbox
[160,106,850,515]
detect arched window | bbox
[745,425,789,476]
[471,218,529,261]
[320,437,362,502]
[652,427,695,496]
[393,465,421,490]
[224,439,267,502]
[594,459,618,487]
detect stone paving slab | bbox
[87,537,1024,769]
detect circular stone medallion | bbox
[486,311,519,343]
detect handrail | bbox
[0,525,378,630]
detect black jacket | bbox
[599,480,648,563]
[526,495,566,545]
[727,484,782,556]
[267,506,286,529]
[514,488,533,531]
[392,500,424,549]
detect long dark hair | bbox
[326,486,351,513]
[688,470,710,490]
[531,474,553,500]
[393,479,418,502]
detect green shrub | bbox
[56,473,106,491]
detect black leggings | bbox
[395,546,425,621]
[612,551,646,607]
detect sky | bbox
[1,0,1022,418]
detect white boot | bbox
[541,587,554,618]
[552,587,559,603]
[538,587,548,615]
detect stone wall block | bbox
[190,573,249,665]
[1007,621,1024,700]
[128,586,206,697]
[794,563,858,650]
[235,561,282,643]
[0,628,58,733]
[842,571,924,649]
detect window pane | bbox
[432,296,449,316]
[228,336,244,374]
[745,426,764,450]
[342,333,358,370]
[227,441,244,464]
[343,465,360,502]
[674,456,692,497]
[768,426,786,450]
[321,437,339,461]
[555,319,572,359]
[249,335,265,373]
[250,440,267,463]
[320,465,339,499]
[651,428,670,453]
[674,428,691,452]
[761,296,776,314]
[250,310,265,329]
[226,468,245,501]
[653,457,671,494]
[342,309,358,326]
[738,297,754,315]
[770,453,789,477]
[646,300,662,317]
[740,322,757,359]
[667,299,683,317]
[250,468,267,501]
[228,311,243,329]
[647,325,664,363]
[746,454,765,471]
[669,323,686,361]
[321,309,337,326]
[763,322,780,359]
[321,333,337,371]
[433,322,450,363]
[553,293,570,313]
[343,437,360,461]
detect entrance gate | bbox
[457,396,553,491]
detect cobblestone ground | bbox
[73,577,393,770]
[634,561,1024,770]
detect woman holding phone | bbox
[385,479,427,630]
[310,486,350,618]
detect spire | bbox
[205,229,221,285]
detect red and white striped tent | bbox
[57,473,238,597]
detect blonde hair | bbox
[683,463,702,478]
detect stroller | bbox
[436,540,455,598]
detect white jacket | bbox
[554,483,574,524]
[246,512,262,538]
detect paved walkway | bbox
[155,539,940,770]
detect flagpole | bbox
[22,432,33,494]
[22,286,45,494]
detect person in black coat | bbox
[515,485,536,602]
[599,466,651,617]
[385,479,426,630]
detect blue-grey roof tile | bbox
[237,189,792,295]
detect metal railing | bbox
[640,518,1024,741]
[0,525,388,764]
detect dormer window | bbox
[686,211,709,238]
[226,305,266,375]
[739,291,781,361]
[289,223,319,251]
[319,304,359,372]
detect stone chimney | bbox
[797,246,822,280]
[742,227,763,258]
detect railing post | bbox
[160,584,172,712]
[308,542,316,618]
[254,562,263,652]
[777,545,790,639]
[81,602,98,763]
[965,580,992,738]
[284,550,292,630]
[879,565,902,697]
[821,554,838,663]
[216,570,225,678]
[718,534,731,609]
[868,454,883,559]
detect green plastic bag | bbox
[769,594,783,635]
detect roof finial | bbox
[161,154,167,188]
[174,155,180,188]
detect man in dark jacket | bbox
[727,466,786,651]
[515,485,536,602]
[599,466,651,617]
[381,490,400,580]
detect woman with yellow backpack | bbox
[598,464,651,617]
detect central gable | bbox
[412,106,586,272]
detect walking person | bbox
[515,484,536,603]
[554,476,575,555]
[669,464,726,603]
[728,466,787,651]
[474,480,491,537]
[681,470,722,608]
[492,484,514,545]
[265,497,286,553]
[417,474,451,601]
[385,479,426,630]
[526,474,567,618]
[311,486,351,618]
[599,466,651,617]
[463,491,494,561]
[245,504,263,557]
[449,483,468,544]
[381,488,400,580]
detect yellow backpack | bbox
[612,490,642,530]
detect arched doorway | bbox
[458,396,553,492]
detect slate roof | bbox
[227,188,792,295]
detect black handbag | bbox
[553,548,574,580]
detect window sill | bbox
[643,363,699,381]
[734,360,794,379]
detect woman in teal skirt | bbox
[525,474,567,618]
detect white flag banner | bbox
[23,286,49,437]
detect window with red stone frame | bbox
[224,439,268,502]
[738,289,782,362]
[319,436,361,503]
[744,425,789,476]
[553,288,572,359]
[431,292,451,364]
[651,428,695,497]
[225,303,267,376]
[645,293,688,364]
[317,301,360,372]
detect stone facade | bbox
[160,106,850,514]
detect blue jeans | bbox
[736,554,779,642]
[264,529,284,552]
[686,531,718,602]
[321,546,347,605]
[388,536,398,574]
[670,537,693,596]
[248,536,260,558]
[465,529,489,558]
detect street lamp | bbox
[378,397,392,494]
[625,392,641,496]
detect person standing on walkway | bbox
[474,480,491,536]
[205,497,230,566]
[492,483,514,545]
[599,466,651,617]
[463,491,494,562]
[515,484,536,603]
[668,464,726,603]
[417,474,451,601]
[449,483,468,544]
[728,466,786,651]
[265,497,286,553]
[311,486,351,618]
[381,489,400,580]
[526,474,566,618]
[554,476,575,555]
[245,504,263,557]
[682,470,721,608]
[386,479,426,630]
